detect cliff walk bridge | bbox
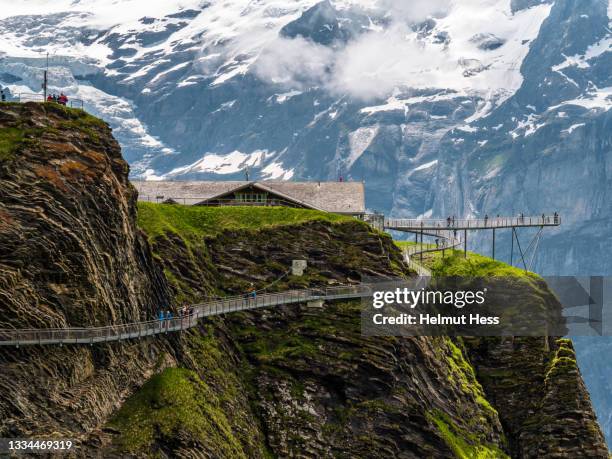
[0,214,560,347]
[0,285,374,347]
[376,214,561,275]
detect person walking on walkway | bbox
[165,310,172,329]
[447,216,451,227]
[246,283,256,302]
[158,310,164,329]
[484,214,488,227]
[554,212,559,224]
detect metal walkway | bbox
[0,285,373,347]
[402,228,462,276]
[385,215,560,231]
[387,214,560,269]
[0,214,560,347]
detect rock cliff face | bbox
[0,104,608,457]
[0,102,174,439]
[465,336,608,458]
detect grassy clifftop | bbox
[395,241,538,279]
[429,251,540,279]
[0,102,106,161]
[137,202,356,241]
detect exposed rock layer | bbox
[0,103,173,439]
[0,104,607,457]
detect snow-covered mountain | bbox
[0,0,556,181]
[1,0,612,444]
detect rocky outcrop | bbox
[0,104,607,457]
[465,336,608,458]
[130,218,508,458]
[133,208,608,458]
[0,102,174,440]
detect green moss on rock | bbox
[428,410,509,459]
[0,126,43,160]
[444,339,498,420]
[109,367,247,457]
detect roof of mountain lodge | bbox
[131,180,366,214]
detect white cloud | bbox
[250,0,552,102]
[376,0,452,23]
[329,24,450,99]
[254,36,334,88]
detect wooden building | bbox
[132,181,366,217]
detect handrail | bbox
[385,215,561,230]
[402,229,462,276]
[69,99,84,109]
[18,93,44,102]
[0,284,374,346]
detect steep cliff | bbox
[0,104,607,457]
[124,205,508,458]
[0,102,175,439]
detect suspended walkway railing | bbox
[0,285,373,347]
[388,214,560,271]
[402,229,463,276]
[385,215,560,231]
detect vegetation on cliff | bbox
[109,367,247,457]
[137,202,354,241]
[118,202,510,457]
[429,251,539,279]
[0,104,607,458]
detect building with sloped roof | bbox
[132,181,366,216]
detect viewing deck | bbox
[385,215,560,231]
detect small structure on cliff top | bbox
[132,180,366,217]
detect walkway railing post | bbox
[420,222,424,263]
[464,229,467,258]
[492,228,496,260]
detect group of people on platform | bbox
[157,304,195,329]
[47,93,69,105]
[156,286,261,328]
[0,89,72,105]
